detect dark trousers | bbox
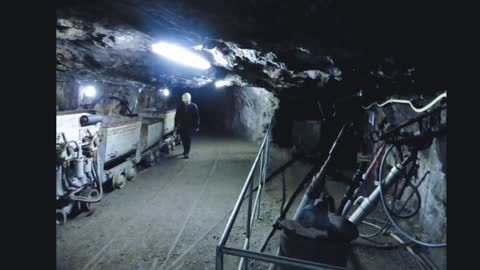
[179,129,193,154]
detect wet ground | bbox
[57,133,434,270]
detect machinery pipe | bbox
[294,123,349,219]
[348,155,412,225]
[305,123,349,200]
[80,114,103,126]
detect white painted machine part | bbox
[348,163,405,225]
[103,121,142,163]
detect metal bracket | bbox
[353,196,365,206]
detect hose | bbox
[379,145,447,248]
[360,221,431,270]
[340,143,388,220]
[340,143,385,217]
[305,123,349,201]
[69,185,87,197]
[397,171,431,218]
[341,200,353,217]
[259,164,320,252]
[362,92,447,113]
[281,165,320,220]
[353,236,407,249]
[419,253,441,270]
[62,167,80,190]
[376,145,421,220]
[340,143,387,217]
[389,182,422,219]
[69,158,103,203]
[92,160,103,199]
[253,158,298,193]
[340,145,390,237]
[359,218,390,239]
[70,190,101,203]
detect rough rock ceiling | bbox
[57,0,449,101]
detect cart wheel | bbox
[149,153,155,166]
[154,150,161,161]
[56,210,67,225]
[126,167,137,181]
[80,188,100,211]
[144,153,155,167]
[112,174,126,189]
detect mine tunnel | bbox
[56,1,448,270]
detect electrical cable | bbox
[362,92,446,113]
[379,145,447,248]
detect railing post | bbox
[257,149,264,219]
[258,131,269,219]
[247,168,254,238]
[246,168,254,270]
[216,246,224,270]
[219,123,274,270]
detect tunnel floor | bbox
[57,133,424,270]
[57,133,264,270]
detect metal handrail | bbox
[216,123,344,270]
[218,124,270,247]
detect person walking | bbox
[174,92,200,159]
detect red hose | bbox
[364,143,386,176]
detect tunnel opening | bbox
[172,85,234,136]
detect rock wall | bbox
[291,121,322,157]
[227,86,279,143]
[57,71,169,114]
[56,14,173,114]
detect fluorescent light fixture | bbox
[215,80,232,88]
[162,89,170,97]
[81,85,96,97]
[152,42,211,70]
